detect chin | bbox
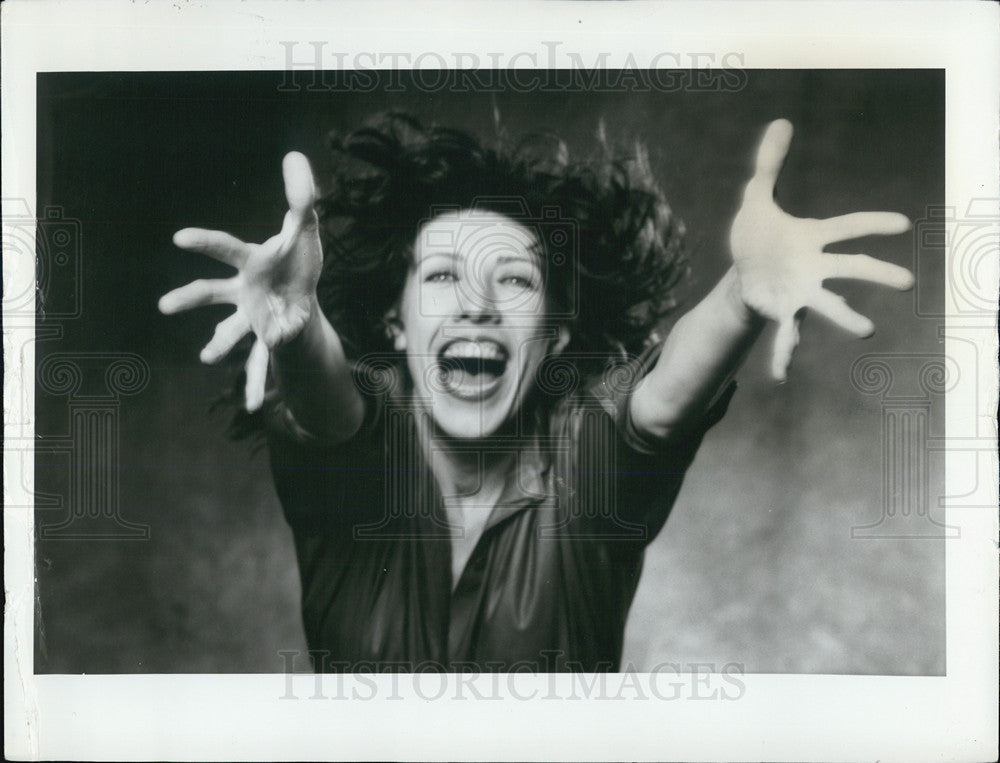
[426,394,514,440]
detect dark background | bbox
[33,69,945,674]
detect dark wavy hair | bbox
[225,112,690,437]
[317,112,688,368]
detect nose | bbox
[456,279,501,324]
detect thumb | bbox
[771,313,801,382]
[244,338,270,412]
[749,119,794,199]
[282,152,316,225]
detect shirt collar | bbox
[485,431,552,531]
[391,373,555,532]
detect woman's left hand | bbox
[729,119,915,381]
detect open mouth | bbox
[436,339,509,400]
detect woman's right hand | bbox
[158,152,323,411]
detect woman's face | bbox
[392,209,567,439]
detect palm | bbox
[730,120,914,380]
[239,222,321,346]
[159,152,322,410]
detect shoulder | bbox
[549,343,735,457]
[267,360,409,534]
[544,345,663,451]
[266,357,407,450]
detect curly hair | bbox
[316,112,689,372]
[224,111,691,438]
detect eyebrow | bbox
[497,255,540,266]
[417,252,541,267]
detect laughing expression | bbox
[391,209,567,439]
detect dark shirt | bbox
[268,349,732,672]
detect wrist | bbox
[273,294,325,358]
[721,267,766,329]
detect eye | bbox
[499,274,537,290]
[424,270,457,283]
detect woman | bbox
[159,114,913,672]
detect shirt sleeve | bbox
[573,343,736,543]
[593,343,735,457]
[265,362,393,535]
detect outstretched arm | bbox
[159,153,364,443]
[630,119,914,443]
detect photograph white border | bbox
[4,1,998,760]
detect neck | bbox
[415,417,518,499]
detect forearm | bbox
[630,267,764,441]
[271,297,365,444]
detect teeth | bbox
[441,340,506,361]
